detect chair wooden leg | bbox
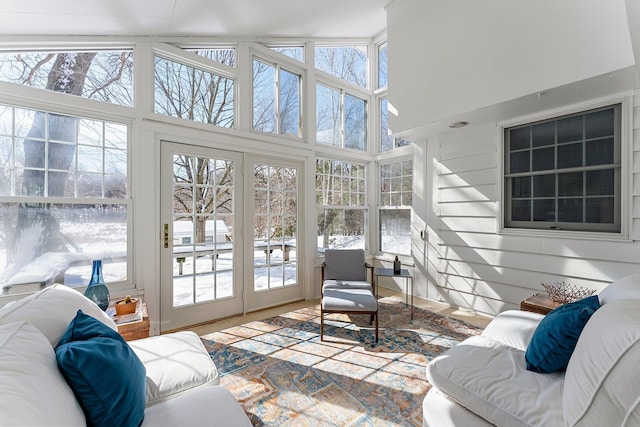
[320,310,324,341]
[375,312,379,342]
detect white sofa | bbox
[0,284,251,427]
[423,275,640,427]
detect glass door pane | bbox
[160,142,243,332]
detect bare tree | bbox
[8,53,96,267]
[172,156,233,244]
[156,50,237,243]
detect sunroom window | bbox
[268,46,304,62]
[316,158,367,251]
[154,55,235,128]
[252,58,302,137]
[185,48,236,67]
[0,105,129,295]
[316,84,367,151]
[315,45,368,88]
[0,50,133,106]
[379,160,412,255]
[380,97,411,152]
[504,104,621,233]
[378,41,388,89]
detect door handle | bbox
[164,223,169,248]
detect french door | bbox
[160,142,244,332]
[246,156,303,311]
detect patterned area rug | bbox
[200,297,482,426]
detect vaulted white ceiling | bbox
[0,0,391,39]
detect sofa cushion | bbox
[481,309,543,351]
[55,310,146,427]
[597,273,640,305]
[0,284,117,346]
[563,299,640,427]
[142,385,251,426]
[525,295,600,373]
[427,335,564,427]
[128,331,220,403]
[0,321,86,426]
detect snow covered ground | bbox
[1,220,410,307]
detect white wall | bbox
[424,97,640,317]
[389,1,640,316]
[387,0,636,136]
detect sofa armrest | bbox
[481,310,544,351]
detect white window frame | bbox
[315,157,368,252]
[0,101,134,296]
[251,55,303,139]
[152,43,238,130]
[378,157,412,255]
[498,95,633,241]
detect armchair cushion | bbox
[323,249,367,281]
[323,280,373,293]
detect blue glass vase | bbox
[84,260,110,311]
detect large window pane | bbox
[253,59,301,138]
[0,203,127,294]
[317,208,365,250]
[380,209,410,255]
[253,60,276,133]
[381,98,393,152]
[315,45,367,88]
[316,158,367,251]
[380,97,411,152]
[0,105,128,293]
[279,68,301,137]
[316,84,341,147]
[344,93,366,151]
[379,159,412,255]
[378,42,388,89]
[154,56,234,128]
[0,51,133,106]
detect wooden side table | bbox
[117,303,149,341]
[520,293,561,315]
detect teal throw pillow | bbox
[55,310,146,427]
[525,295,600,373]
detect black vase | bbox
[84,260,110,311]
[393,256,401,275]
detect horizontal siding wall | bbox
[431,94,640,317]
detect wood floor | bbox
[184,287,492,336]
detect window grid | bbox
[379,160,412,255]
[0,106,127,199]
[316,158,367,251]
[0,104,129,289]
[504,104,620,232]
[380,160,413,207]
